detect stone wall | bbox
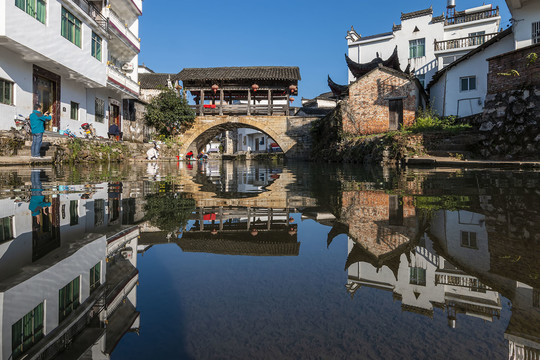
[477,44,540,159]
[122,100,153,143]
[342,67,417,135]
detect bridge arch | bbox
[179,116,293,155]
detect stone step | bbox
[427,150,473,159]
[426,143,473,151]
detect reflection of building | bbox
[177,207,299,257]
[343,204,502,325]
[0,177,142,359]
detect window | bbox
[69,200,78,226]
[59,277,80,322]
[70,102,79,120]
[461,231,478,249]
[410,267,426,286]
[15,0,46,24]
[91,32,102,61]
[409,38,425,58]
[0,216,14,243]
[61,7,81,47]
[460,76,477,91]
[442,55,458,67]
[90,262,101,293]
[533,22,540,44]
[11,303,44,359]
[469,31,486,46]
[0,79,14,105]
[94,199,104,226]
[95,98,105,123]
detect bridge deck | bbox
[190,104,290,116]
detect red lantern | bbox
[211,84,219,94]
[289,97,294,103]
[250,228,259,236]
[252,84,259,92]
[289,85,297,94]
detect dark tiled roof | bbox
[427,28,513,89]
[401,7,433,21]
[177,66,301,81]
[432,14,446,23]
[357,31,393,42]
[139,73,180,89]
[296,107,333,116]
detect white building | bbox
[428,0,539,117]
[0,0,142,138]
[236,128,276,153]
[346,2,501,88]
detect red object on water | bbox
[203,104,216,109]
[176,155,180,160]
[203,214,217,221]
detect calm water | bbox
[0,161,538,360]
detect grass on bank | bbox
[406,108,472,133]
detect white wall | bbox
[430,34,514,117]
[509,0,540,49]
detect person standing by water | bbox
[29,104,51,158]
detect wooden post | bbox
[247,207,251,229]
[247,89,251,116]
[267,89,272,115]
[285,88,290,116]
[199,207,204,231]
[267,208,272,230]
[200,90,204,116]
[219,206,224,230]
[219,89,224,116]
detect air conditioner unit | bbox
[122,63,134,72]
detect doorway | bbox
[389,99,403,131]
[109,102,120,130]
[33,66,61,130]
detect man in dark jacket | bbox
[29,104,51,158]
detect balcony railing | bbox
[435,32,498,52]
[70,0,107,32]
[435,273,489,290]
[107,7,140,52]
[190,104,290,116]
[445,7,499,26]
[107,65,140,96]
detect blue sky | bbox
[139,0,511,103]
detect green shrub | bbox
[408,108,471,133]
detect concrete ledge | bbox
[0,156,53,166]
[406,156,540,169]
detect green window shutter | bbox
[61,8,67,38]
[15,0,25,11]
[36,0,46,23]
[25,0,34,16]
[12,319,22,353]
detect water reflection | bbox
[0,163,537,359]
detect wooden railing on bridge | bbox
[190,104,290,116]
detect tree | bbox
[144,88,195,136]
[144,192,195,233]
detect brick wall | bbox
[342,68,417,136]
[488,43,540,94]
[341,191,417,256]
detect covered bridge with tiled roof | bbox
[178,66,301,116]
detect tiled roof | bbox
[177,66,301,81]
[401,6,433,21]
[357,31,393,42]
[139,73,181,89]
[432,14,446,23]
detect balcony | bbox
[445,7,499,26]
[69,0,107,32]
[435,272,489,291]
[106,7,140,53]
[107,65,140,97]
[189,104,290,116]
[434,32,499,52]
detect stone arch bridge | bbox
[179,115,318,159]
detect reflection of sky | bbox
[115,215,511,360]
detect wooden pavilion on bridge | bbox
[177,66,301,116]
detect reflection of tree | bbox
[144,193,195,233]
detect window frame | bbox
[59,276,81,323]
[409,267,427,286]
[60,7,82,47]
[0,79,14,106]
[89,262,101,293]
[15,0,46,24]
[0,216,14,243]
[460,231,478,249]
[70,101,79,121]
[409,38,426,59]
[95,98,105,123]
[460,76,477,92]
[69,200,79,225]
[11,302,44,359]
[533,21,540,45]
[91,32,102,61]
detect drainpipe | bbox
[442,72,448,117]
